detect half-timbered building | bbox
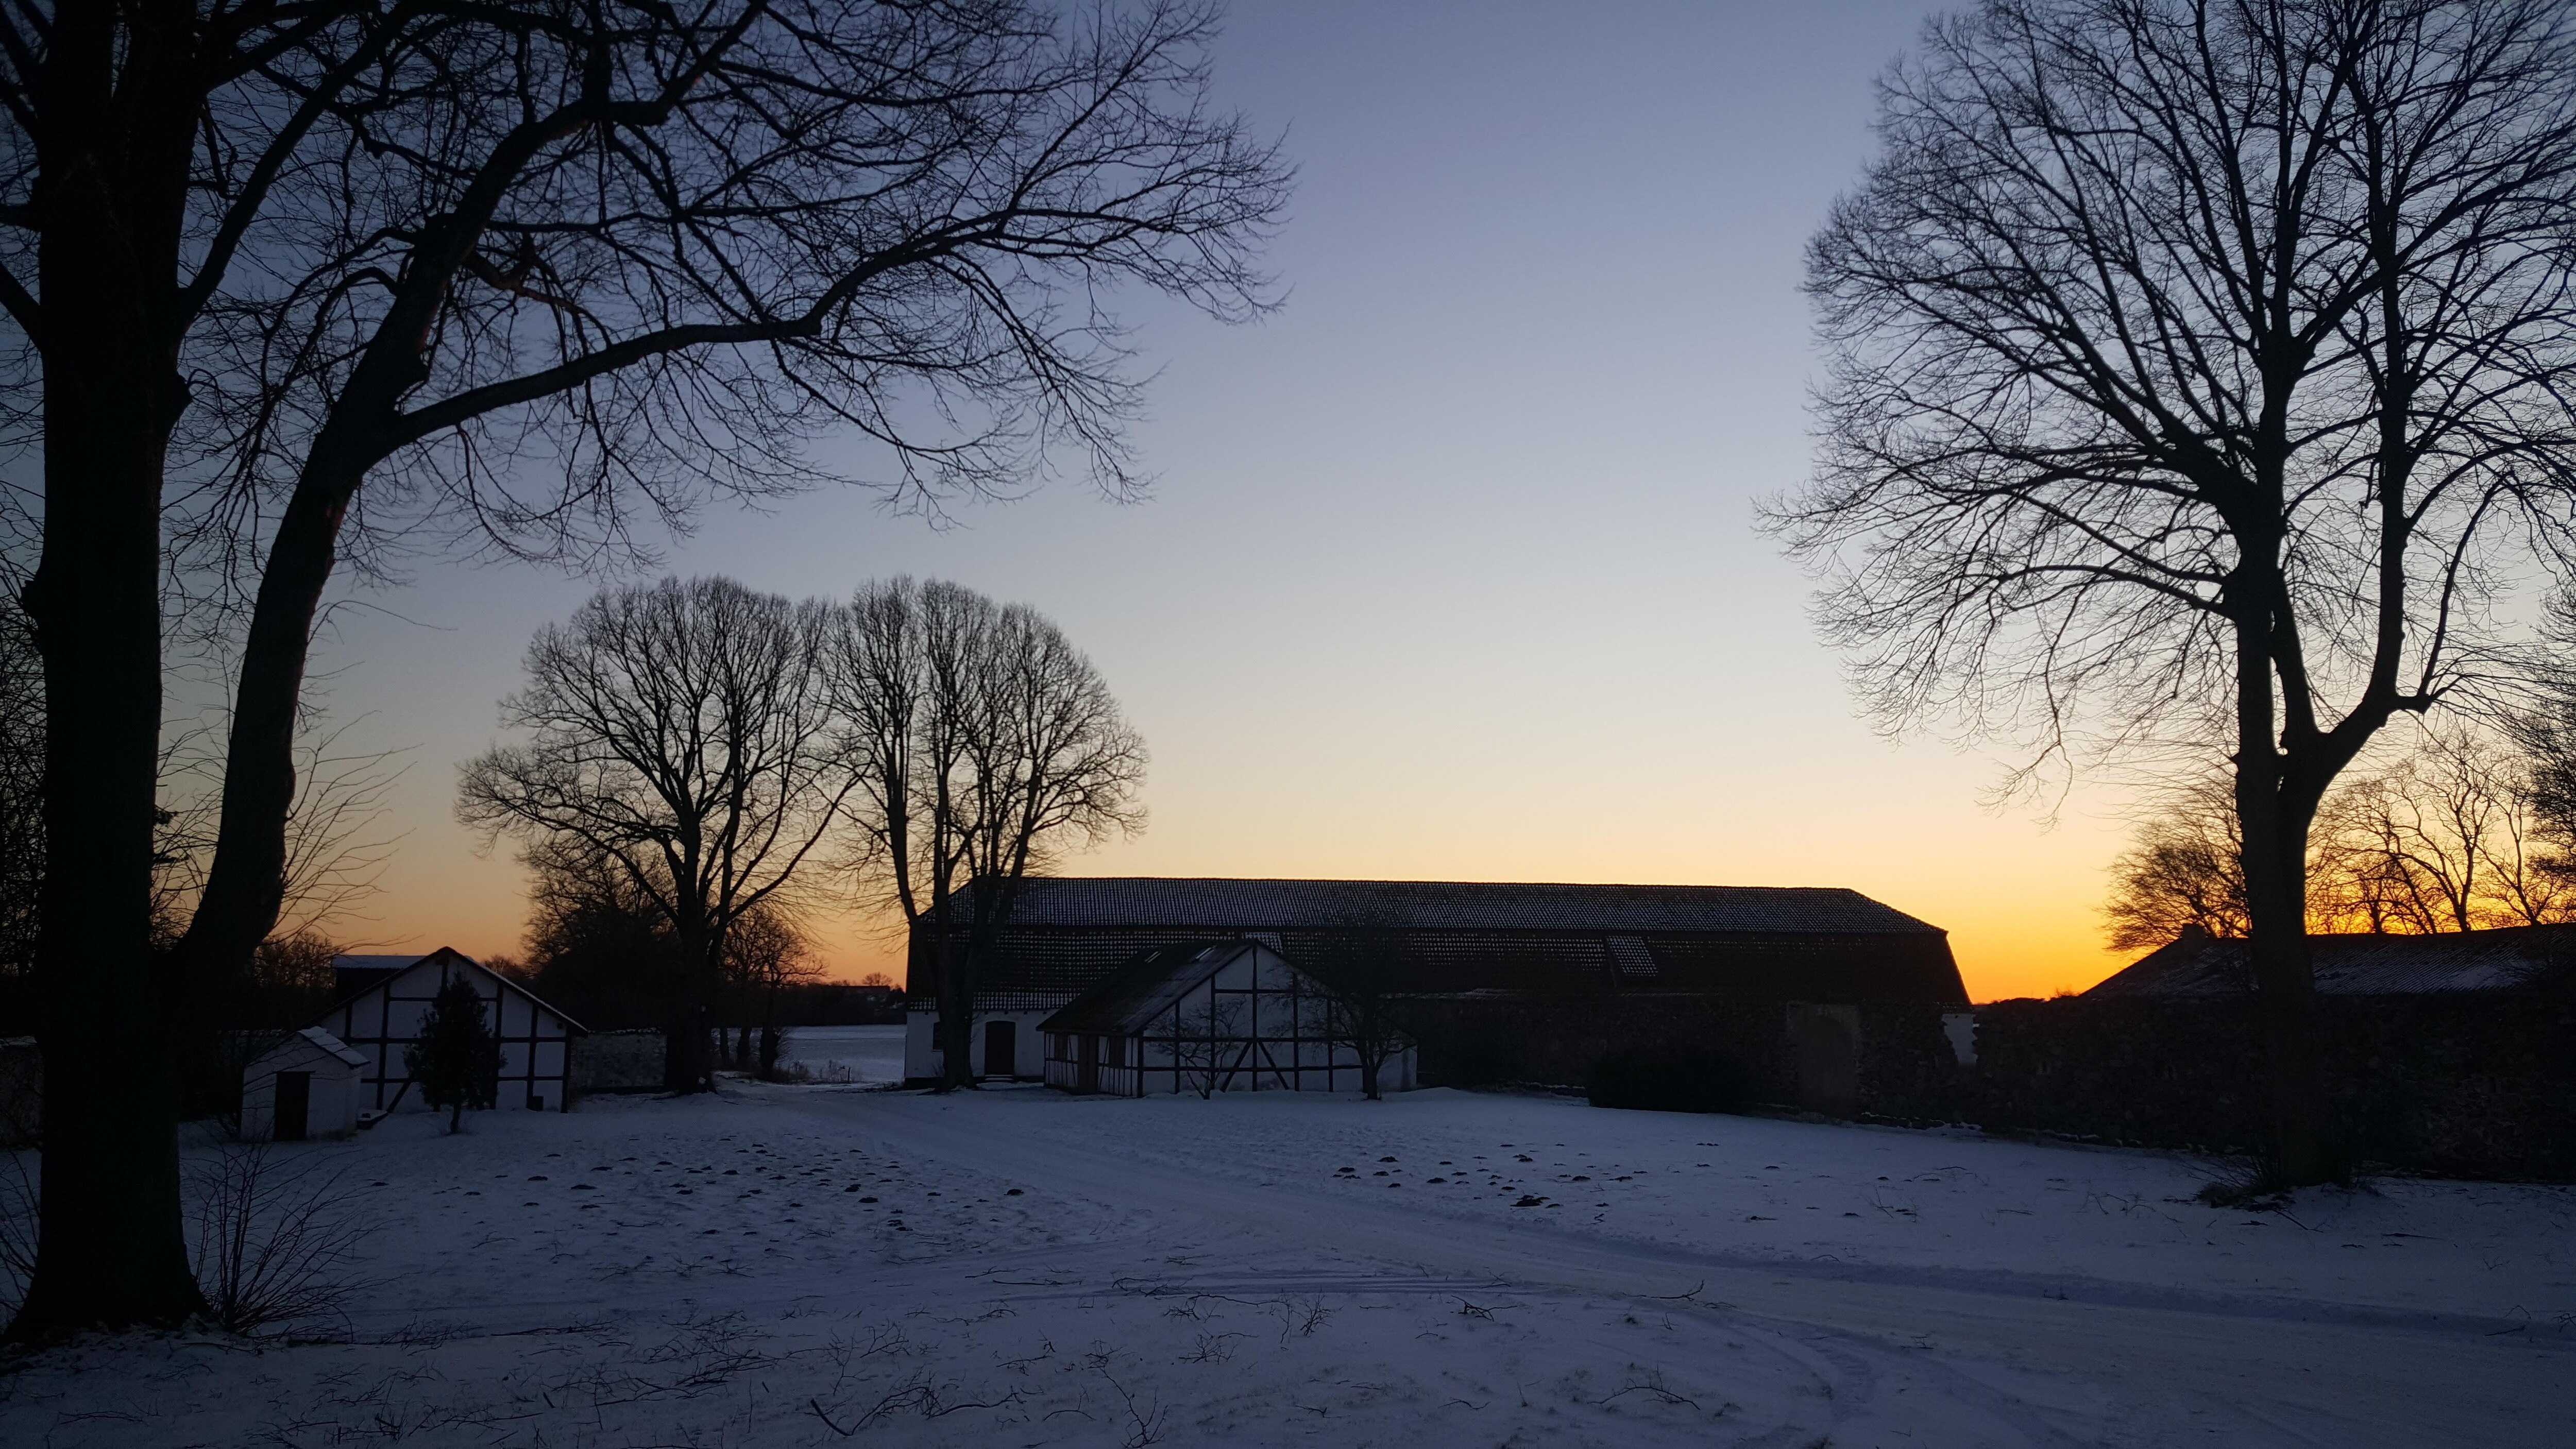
[1039,941,1417,1096]
[317,948,585,1114]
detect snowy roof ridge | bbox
[2086,923,2576,998]
[1039,941,1258,1036]
[956,877,1945,936]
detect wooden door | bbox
[1076,1033,1099,1093]
[274,1071,311,1141]
[984,1020,1017,1079]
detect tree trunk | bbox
[663,924,713,1093]
[170,445,374,983]
[2233,610,2333,1187]
[8,3,210,1331]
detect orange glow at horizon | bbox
[353,773,2143,1008]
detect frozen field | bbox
[771,1024,908,1084]
[3,1084,2570,1446]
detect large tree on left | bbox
[7,0,215,1333]
[0,0,1286,1337]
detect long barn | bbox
[905,877,1967,1086]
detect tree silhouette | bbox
[461,578,851,1092]
[834,579,1145,1090]
[2,0,1283,1333]
[1778,0,2576,1183]
[405,978,503,1135]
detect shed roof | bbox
[251,1027,370,1072]
[2086,924,2576,998]
[1040,941,1262,1036]
[962,877,1944,935]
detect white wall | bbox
[1045,946,1418,1095]
[904,1009,1050,1083]
[241,1038,365,1140]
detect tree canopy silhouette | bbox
[3,0,1284,1334]
[1775,0,2576,1183]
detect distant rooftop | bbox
[955,877,1945,936]
[2086,925,2576,998]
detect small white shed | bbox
[315,947,585,1114]
[1040,940,1416,1097]
[241,1028,368,1141]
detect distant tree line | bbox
[2108,639,2576,950]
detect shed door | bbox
[274,1071,311,1141]
[1077,1034,1099,1094]
[984,1020,1017,1078]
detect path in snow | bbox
[1,1085,2567,1447]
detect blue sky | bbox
[314,1,2140,998]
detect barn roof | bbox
[2086,924,2576,998]
[961,877,1944,935]
[1040,941,1259,1036]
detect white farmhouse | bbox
[317,947,585,1114]
[1040,941,1416,1096]
[240,1028,369,1140]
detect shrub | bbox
[1587,1043,1752,1114]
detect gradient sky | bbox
[301,0,2150,1002]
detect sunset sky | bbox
[299,0,2154,1003]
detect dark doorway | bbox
[1077,1033,1099,1094]
[984,1020,1018,1079]
[274,1071,311,1141]
[1790,1007,1860,1117]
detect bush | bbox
[1587,1043,1752,1114]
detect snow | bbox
[773,1024,908,1085]
[3,1085,2570,1446]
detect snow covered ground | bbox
[772,1024,908,1085]
[3,1084,2569,1446]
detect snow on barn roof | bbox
[1039,941,1260,1037]
[961,877,1946,935]
[2086,924,2576,998]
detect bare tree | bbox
[2315,723,2571,930]
[720,904,818,1078]
[2106,727,2572,950]
[460,576,854,1092]
[516,837,684,1031]
[1775,0,2576,1184]
[833,579,1145,1090]
[3,0,1284,1332]
[1302,926,1414,1101]
[1157,993,1248,1100]
[2103,775,2252,952]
